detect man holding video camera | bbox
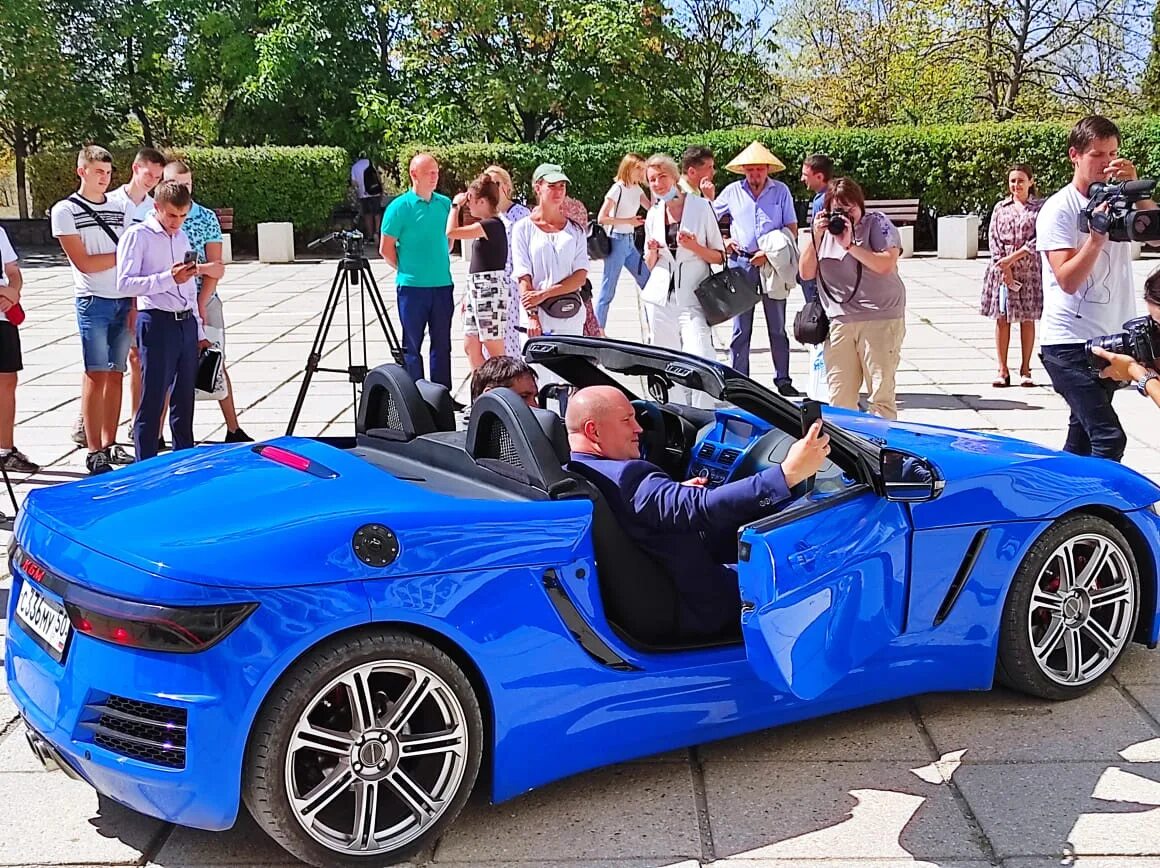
[1037,115,1157,461]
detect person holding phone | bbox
[117,180,222,462]
[981,164,1043,388]
[566,385,830,640]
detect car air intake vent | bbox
[698,443,716,460]
[719,449,741,465]
[80,695,187,769]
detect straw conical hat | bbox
[725,141,786,173]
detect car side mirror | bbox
[880,449,942,502]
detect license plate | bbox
[14,578,72,663]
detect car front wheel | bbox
[997,514,1140,700]
[244,630,483,867]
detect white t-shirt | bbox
[50,193,132,298]
[604,182,645,234]
[1037,183,1136,345]
[107,185,155,224]
[351,158,371,198]
[0,227,17,323]
[510,216,588,333]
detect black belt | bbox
[145,308,194,321]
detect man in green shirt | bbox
[379,152,454,387]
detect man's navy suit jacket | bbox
[569,452,791,638]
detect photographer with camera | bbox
[1089,268,1160,408]
[798,178,907,420]
[1037,115,1158,461]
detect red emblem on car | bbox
[22,557,46,583]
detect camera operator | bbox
[1037,115,1158,461]
[1090,268,1160,408]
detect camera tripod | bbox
[286,231,405,436]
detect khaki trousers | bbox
[824,318,906,420]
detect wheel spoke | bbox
[1033,617,1066,664]
[1056,543,1078,593]
[1090,582,1132,610]
[1064,628,1083,681]
[341,670,378,733]
[1031,585,1063,612]
[386,674,433,734]
[1082,618,1120,658]
[384,766,441,822]
[295,765,356,823]
[351,780,381,851]
[291,721,355,758]
[1076,538,1112,591]
[398,723,467,760]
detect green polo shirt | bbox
[380,190,453,288]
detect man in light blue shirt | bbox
[798,154,834,304]
[713,142,799,395]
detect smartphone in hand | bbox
[183,250,198,265]
[799,398,823,438]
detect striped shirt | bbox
[51,193,133,298]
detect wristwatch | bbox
[1136,370,1159,396]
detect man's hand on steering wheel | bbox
[781,420,830,488]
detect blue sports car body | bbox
[6,336,1160,866]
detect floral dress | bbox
[980,196,1044,322]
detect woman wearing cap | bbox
[711,141,800,396]
[641,154,724,375]
[510,164,589,338]
[595,153,652,327]
[799,177,907,420]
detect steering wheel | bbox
[631,400,667,464]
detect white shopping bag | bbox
[196,324,229,402]
[806,342,828,402]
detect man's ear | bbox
[583,418,600,442]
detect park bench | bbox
[864,198,920,258]
[214,207,234,263]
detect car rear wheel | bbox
[244,630,483,867]
[997,514,1139,700]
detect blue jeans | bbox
[397,285,454,388]
[799,276,819,303]
[76,296,132,372]
[1040,344,1127,461]
[596,234,650,327]
[729,260,790,381]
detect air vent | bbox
[719,449,741,465]
[698,443,716,460]
[80,695,187,769]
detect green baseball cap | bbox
[532,163,570,184]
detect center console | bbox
[688,409,773,487]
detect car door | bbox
[736,485,912,701]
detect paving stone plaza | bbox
[3,250,1160,867]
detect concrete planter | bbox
[937,215,980,259]
[257,222,295,263]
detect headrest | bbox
[357,364,436,440]
[466,388,571,493]
[416,379,456,432]
[532,408,569,466]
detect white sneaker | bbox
[71,414,86,447]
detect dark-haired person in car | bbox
[566,385,828,639]
[469,355,539,407]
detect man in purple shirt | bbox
[117,180,222,461]
[713,142,800,395]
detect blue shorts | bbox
[76,295,132,373]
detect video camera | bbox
[308,229,365,258]
[1078,179,1160,242]
[1086,315,1160,371]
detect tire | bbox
[996,514,1140,701]
[243,630,483,868]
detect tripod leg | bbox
[359,263,406,366]
[287,266,348,435]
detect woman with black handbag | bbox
[641,154,724,375]
[798,178,907,420]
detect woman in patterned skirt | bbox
[981,165,1043,387]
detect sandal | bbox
[1020,371,1035,387]
[992,372,1011,388]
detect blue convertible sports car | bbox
[7,336,1160,866]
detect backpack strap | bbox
[68,195,122,245]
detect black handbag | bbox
[587,220,611,260]
[196,347,224,393]
[695,260,761,326]
[793,256,863,345]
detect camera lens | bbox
[828,214,847,236]
[1086,333,1130,369]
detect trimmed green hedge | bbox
[28,146,350,232]
[402,117,1160,219]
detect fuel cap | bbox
[352,524,400,567]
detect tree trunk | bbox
[135,105,154,147]
[13,130,29,220]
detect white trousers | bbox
[646,300,715,406]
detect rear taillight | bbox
[64,585,256,654]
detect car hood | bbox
[829,409,1160,527]
[20,438,591,589]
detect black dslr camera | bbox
[1087,316,1160,371]
[827,208,851,236]
[308,229,365,258]
[1078,179,1160,242]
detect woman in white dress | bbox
[641,153,724,363]
[510,163,589,338]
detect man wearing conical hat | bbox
[712,141,800,396]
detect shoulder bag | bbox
[793,249,863,345]
[694,252,761,326]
